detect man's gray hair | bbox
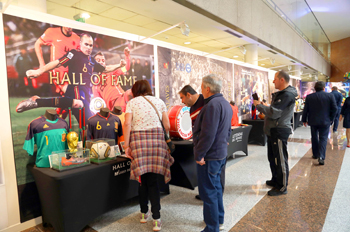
[202,74,222,94]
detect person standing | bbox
[302,81,337,165]
[123,80,174,232]
[229,101,239,126]
[340,96,350,147]
[178,85,205,200]
[253,71,297,196]
[330,86,343,132]
[193,74,232,232]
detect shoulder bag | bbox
[142,96,175,154]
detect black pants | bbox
[139,173,162,219]
[267,128,290,192]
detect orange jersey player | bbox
[92,47,133,112]
[35,27,80,95]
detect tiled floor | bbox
[22,125,350,231]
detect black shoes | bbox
[265,180,276,187]
[195,195,202,200]
[268,188,287,196]
[312,156,318,159]
[318,158,325,165]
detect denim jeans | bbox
[197,159,226,232]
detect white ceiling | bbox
[307,0,350,42]
[4,0,349,82]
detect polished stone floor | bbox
[23,125,350,232]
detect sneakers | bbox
[140,211,150,223]
[219,224,224,230]
[318,158,325,165]
[265,180,276,187]
[153,219,161,231]
[268,188,287,196]
[16,95,39,113]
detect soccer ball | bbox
[90,97,107,114]
[91,142,111,159]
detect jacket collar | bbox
[204,93,223,104]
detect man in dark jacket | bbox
[331,86,343,132]
[254,71,297,196]
[302,81,337,165]
[193,74,232,232]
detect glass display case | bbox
[85,138,119,164]
[49,148,90,171]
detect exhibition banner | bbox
[157,46,234,108]
[3,14,154,222]
[234,64,268,119]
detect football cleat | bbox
[61,157,86,166]
[16,95,40,113]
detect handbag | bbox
[142,96,176,154]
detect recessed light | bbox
[233,55,239,58]
[261,64,265,66]
[184,41,191,45]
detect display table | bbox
[29,157,169,232]
[293,111,303,130]
[242,119,267,146]
[227,125,252,157]
[169,140,197,190]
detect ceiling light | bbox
[184,41,191,45]
[233,55,239,58]
[73,13,90,22]
[261,64,265,66]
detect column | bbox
[245,44,258,66]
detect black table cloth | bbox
[169,140,197,190]
[242,119,267,146]
[28,157,169,232]
[227,125,252,157]
[293,111,303,130]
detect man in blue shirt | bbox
[193,74,232,232]
[331,86,343,132]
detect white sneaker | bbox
[219,224,224,230]
[140,211,150,223]
[153,218,162,231]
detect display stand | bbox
[29,157,169,232]
[227,125,252,157]
[169,140,197,190]
[242,119,267,146]
[293,111,303,130]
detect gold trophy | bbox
[67,131,79,154]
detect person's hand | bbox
[303,122,308,127]
[124,47,130,57]
[196,157,205,166]
[124,147,133,160]
[26,69,42,79]
[253,100,261,106]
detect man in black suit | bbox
[330,86,343,132]
[302,81,337,165]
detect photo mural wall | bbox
[3,14,154,222]
[234,64,268,120]
[157,46,234,109]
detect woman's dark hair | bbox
[132,80,153,97]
